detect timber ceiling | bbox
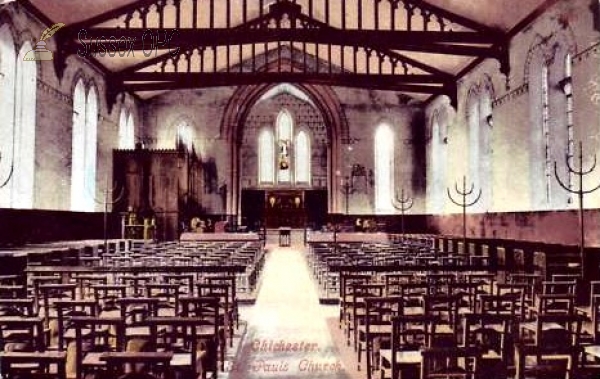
[23,0,553,105]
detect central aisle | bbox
[229,245,354,379]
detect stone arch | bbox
[221,75,348,216]
[523,27,578,84]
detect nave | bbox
[4,233,600,379]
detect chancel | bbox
[0,0,599,378]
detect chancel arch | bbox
[222,81,348,219]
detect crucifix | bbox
[278,139,290,170]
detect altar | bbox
[179,232,260,242]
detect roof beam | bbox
[70,28,499,50]
[119,72,448,85]
[121,74,448,94]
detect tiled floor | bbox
[226,242,360,379]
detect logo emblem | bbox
[23,23,65,61]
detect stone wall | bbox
[141,85,423,215]
[2,2,137,212]
[423,0,600,243]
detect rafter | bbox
[120,72,448,94]
[57,0,506,104]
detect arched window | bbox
[71,80,98,212]
[85,86,98,211]
[176,120,194,151]
[374,123,394,213]
[467,88,481,192]
[428,113,446,213]
[118,108,135,149]
[127,113,135,147]
[0,27,16,208]
[11,42,36,209]
[295,130,310,184]
[276,110,293,183]
[258,129,275,183]
[256,110,313,187]
[479,86,493,211]
[71,80,86,211]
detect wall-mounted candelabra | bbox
[554,141,600,278]
[0,152,14,189]
[392,187,413,238]
[339,176,355,215]
[93,174,125,253]
[447,176,482,253]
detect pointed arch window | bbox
[71,81,98,212]
[374,123,394,213]
[71,80,86,211]
[0,26,15,208]
[119,108,135,149]
[258,129,275,184]
[256,110,312,187]
[176,120,194,151]
[12,42,37,209]
[466,83,493,211]
[85,86,98,211]
[428,113,447,213]
[295,130,310,184]
[276,110,293,183]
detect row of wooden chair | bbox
[333,267,600,379]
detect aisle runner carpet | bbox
[228,246,358,379]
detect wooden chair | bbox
[196,283,232,348]
[383,274,414,296]
[146,317,206,379]
[205,275,239,330]
[0,299,35,317]
[357,296,403,379]
[463,313,515,378]
[379,314,440,379]
[116,297,160,351]
[520,313,585,351]
[92,284,127,315]
[339,273,372,330]
[515,342,580,379]
[100,352,173,379]
[71,274,108,300]
[349,283,385,350]
[494,283,528,321]
[178,296,221,377]
[72,316,125,379]
[420,346,482,379]
[38,284,76,331]
[54,300,97,351]
[0,316,45,353]
[0,351,66,379]
[145,284,180,317]
[422,294,460,347]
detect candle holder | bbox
[339,176,355,215]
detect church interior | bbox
[0,0,600,378]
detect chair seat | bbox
[380,349,422,365]
[99,310,120,318]
[82,352,106,366]
[520,321,565,331]
[171,353,192,367]
[357,324,393,336]
[584,345,600,358]
[483,350,501,360]
[157,308,176,317]
[126,326,151,337]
